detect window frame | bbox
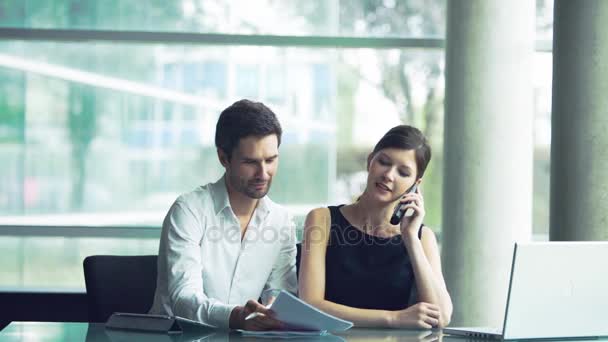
[0,26,551,239]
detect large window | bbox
[0,0,445,37]
[0,0,553,290]
[0,43,338,218]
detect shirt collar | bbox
[210,174,271,218]
[256,193,270,218]
[210,175,231,216]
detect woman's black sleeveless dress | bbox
[324,205,422,310]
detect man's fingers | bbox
[265,296,277,306]
[245,299,275,316]
[245,300,263,311]
[244,317,278,331]
[253,315,284,330]
[256,306,275,317]
[241,300,284,331]
[246,322,264,331]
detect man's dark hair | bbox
[215,99,282,159]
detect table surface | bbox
[1,322,607,342]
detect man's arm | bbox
[261,213,298,303]
[161,201,237,328]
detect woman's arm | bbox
[403,227,453,327]
[298,208,440,328]
[298,208,392,327]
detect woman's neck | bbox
[349,192,398,233]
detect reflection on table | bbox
[1,322,606,342]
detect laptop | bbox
[444,242,608,340]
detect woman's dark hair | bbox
[370,125,431,179]
[215,99,282,159]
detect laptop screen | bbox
[502,242,608,339]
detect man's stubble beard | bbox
[228,170,272,199]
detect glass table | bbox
[1,322,606,342]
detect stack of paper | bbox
[238,290,353,337]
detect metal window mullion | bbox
[0,27,552,51]
[0,27,444,49]
[0,225,161,238]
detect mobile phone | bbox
[390,183,418,225]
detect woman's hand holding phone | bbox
[398,184,425,239]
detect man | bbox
[149,100,297,330]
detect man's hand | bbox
[229,299,284,331]
[264,296,277,306]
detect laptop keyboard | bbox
[470,327,502,335]
[446,327,503,338]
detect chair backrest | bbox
[83,255,158,322]
[296,243,302,279]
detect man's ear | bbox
[217,148,230,168]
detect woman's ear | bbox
[415,178,423,191]
[366,153,373,171]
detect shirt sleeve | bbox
[161,201,237,328]
[261,213,298,301]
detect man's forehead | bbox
[234,135,279,158]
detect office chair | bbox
[83,255,158,322]
[296,243,302,279]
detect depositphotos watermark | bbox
[203,223,406,248]
[204,224,296,244]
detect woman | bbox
[299,125,452,328]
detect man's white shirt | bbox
[149,175,298,328]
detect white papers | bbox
[256,290,353,332]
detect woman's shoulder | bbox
[307,205,347,220]
[305,205,348,231]
[305,207,331,227]
[308,206,330,217]
[303,208,333,245]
